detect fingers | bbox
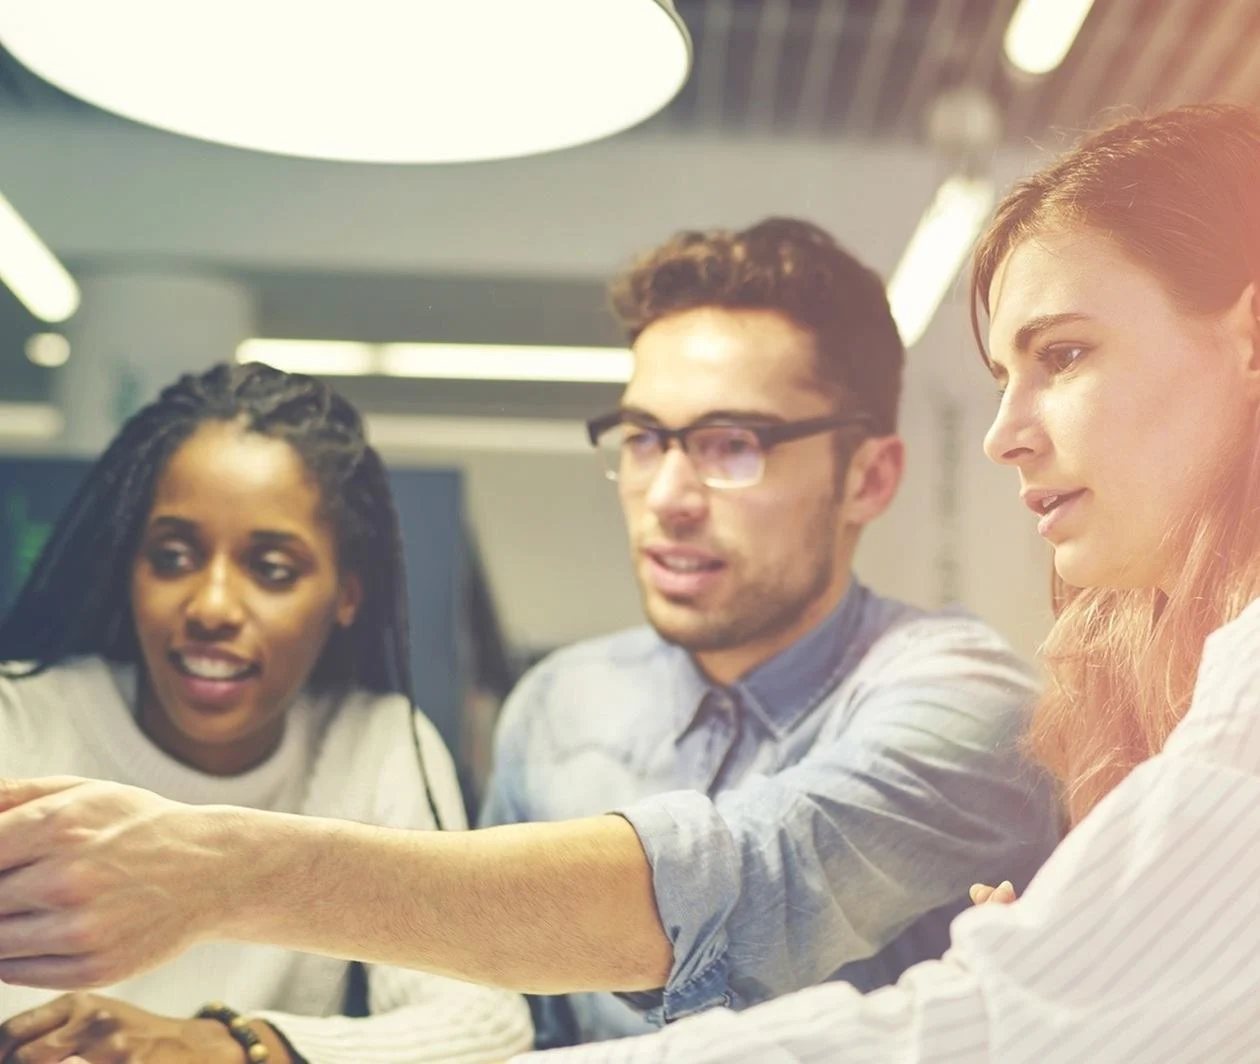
[0,953,107,992]
[0,993,74,1058]
[0,778,83,815]
[969,881,1016,906]
[0,844,109,925]
[0,860,68,921]
[54,1007,124,1064]
[0,785,89,877]
[0,906,96,963]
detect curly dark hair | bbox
[608,217,904,433]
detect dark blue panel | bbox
[0,458,90,610]
[387,466,467,759]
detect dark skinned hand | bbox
[0,993,278,1064]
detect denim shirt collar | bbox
[672,580,871,741]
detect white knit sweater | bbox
[0,656,533,1063]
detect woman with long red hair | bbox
[975,104,1260,830]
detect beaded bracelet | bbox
[195,1001,270,1063]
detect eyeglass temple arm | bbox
[757,413,875,446]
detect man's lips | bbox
[643,545,725,573]
[641,545,727,599]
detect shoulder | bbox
[1164,596,1260,772]
[491,627,688,781]
[308,688,467,829]
[315,686,413,752]
[499,625,678,729]
[0,657,113,772]
[0,655,116,723]
[838,596,1038,737]
[0,662,52,745]
[856,595,1034,685]
[526,626,675,683]
[1198,595,1260,679]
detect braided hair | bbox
[0,361,442,824]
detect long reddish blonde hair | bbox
[971,104,1260,824]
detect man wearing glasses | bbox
[0,220,1059,1052]
[481,218,1060,1046]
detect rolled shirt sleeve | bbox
[615,624,1059,1023]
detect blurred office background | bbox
[2,0,1259,794]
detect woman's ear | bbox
[1226,282,1260,389]
[336,572,363,628]
[1251,283,1260,380]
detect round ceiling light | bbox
[0,0,692,163]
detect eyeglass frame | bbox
[585,409,877,489]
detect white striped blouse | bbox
[517,595,1260,1063]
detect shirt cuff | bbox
[613,791,742,1023]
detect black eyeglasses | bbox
[586,411,875,489]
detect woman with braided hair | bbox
[0,362,532,1063]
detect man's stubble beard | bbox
[641,501,840,654]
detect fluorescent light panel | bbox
[887,175,995,348]
[236,339,375,376]
[1004,0,1096,76]
[380,344,632,383]
[0,191,80,323]
[238,339,632,384]
[0,402,64,440]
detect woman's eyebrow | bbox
[147,515,197,536]
[1013,311,1094,353]
[250,530,307,549]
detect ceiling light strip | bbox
[238,339,632,384]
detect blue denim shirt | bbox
[480,582,1061,1046]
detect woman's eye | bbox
[255,556,298,587]
[148,544,195,575]
[1043,344,1088,373]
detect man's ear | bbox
[841,434,905,527]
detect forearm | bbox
[210,808,672,993]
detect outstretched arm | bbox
[0,779,671,995]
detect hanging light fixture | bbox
[0,1,692,163]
